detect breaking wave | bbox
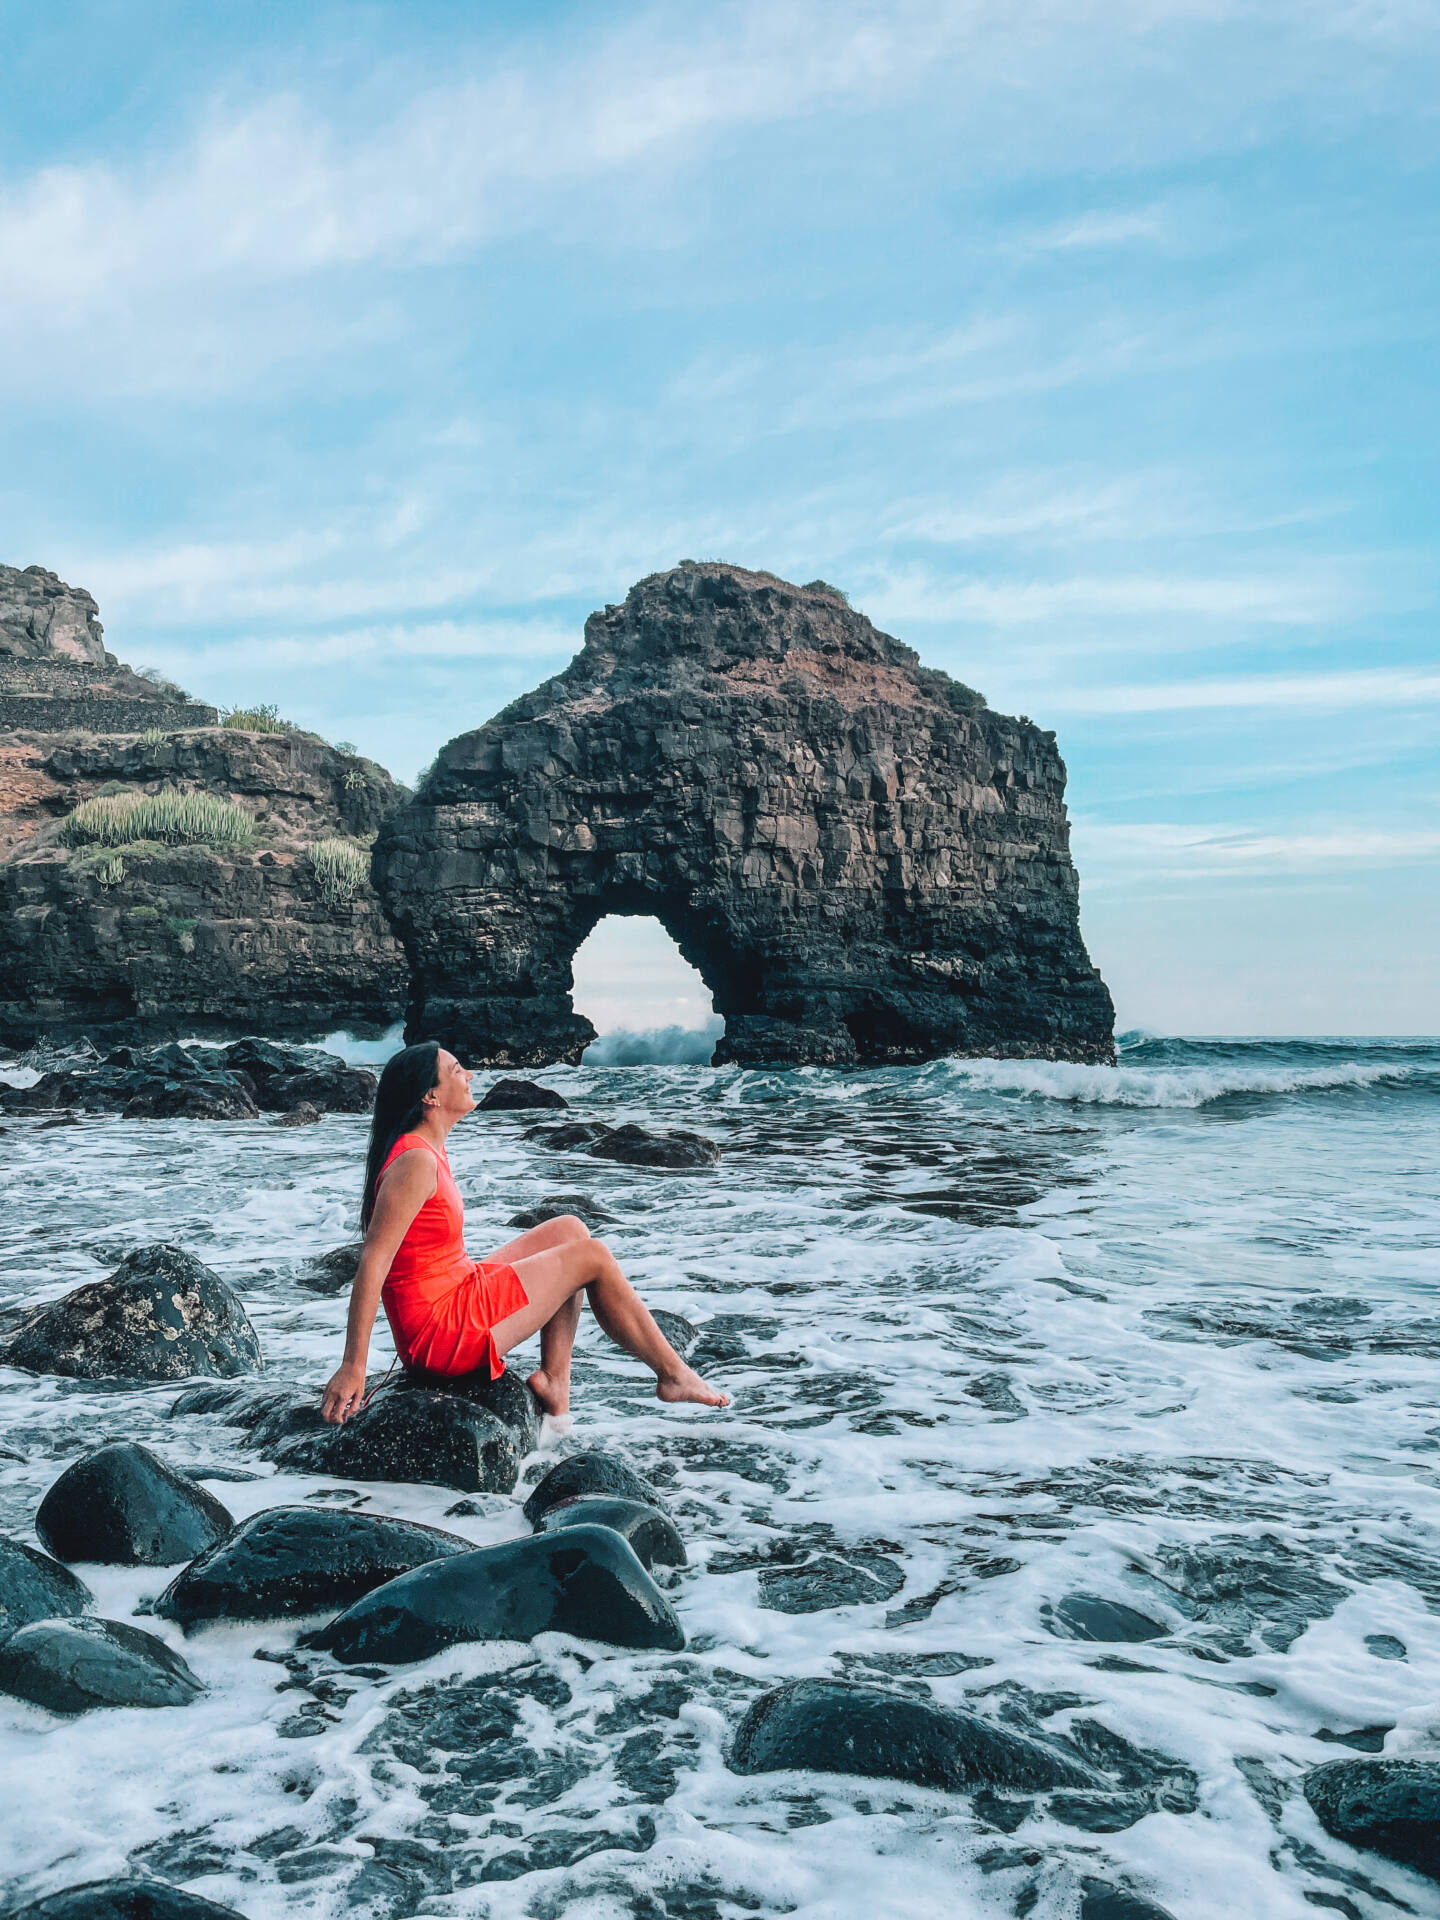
[583,1018,724,1066]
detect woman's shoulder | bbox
[380,1134,441,1178]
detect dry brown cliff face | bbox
[0,564,407,1046]
[375,562,1115,1067]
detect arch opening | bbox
[570,915,724,1066]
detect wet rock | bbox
[1365,1633,1407,1661]
[505,1193,615,1231]
[222,1037,327,1084]
[271,1389,520,1495]
[0,1616,204,1713]
[121,1076,259,1120]
[0,1245,263,1380]
[1046,1593,1169,1644]
[35,1442,232,1566]
[526,1121,614,1152]
[274,1101,323,1126]
[395,1365,540,1454]
[522,1450,673,1526]
[6,1881,247,1920]
[299,1241,364,1294]
[965,1371,1027,1417]
[757,1551,905,1614]
[729,1679,1104,1791]
[0,1533,92,1640]
[650,1309,699,1358]
[537,1495,687,1569]
[153,1505,471,1629]
[1304,1756,1440,1881]
[1154,1534,1350,1653]
[588,1122,720,1170]
[1079,1880,1178,1919]
[306,1525,686,1664]
[263,1065,377,1114]
[478,1078,569,1112]
[1315,1726,1393,1753]
[1049,1790,1155,1832]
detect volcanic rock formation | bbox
[0,561,406,1044]
[375,563,1114,1066]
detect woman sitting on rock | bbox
[320,1042,729,1424]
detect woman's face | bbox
[425,1049,476,1121]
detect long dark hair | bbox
[361,1042,441,1229]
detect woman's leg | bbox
[527,1287,582,1417]
[484,1213,590,1267]
[491,1238,729,1408]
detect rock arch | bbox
[374,564,1115,1067]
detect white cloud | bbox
[1075,818,1440,876]
[1031,206,1171,250]
[1052,666,1440,713]
[868,567,1358,627]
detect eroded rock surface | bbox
[0,1616,204,1714]
[375,563,1113,1067]
[0,1246,262,1380]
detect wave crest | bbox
[935,1056,1420,1108]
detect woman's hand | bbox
[321,1361,368,1425]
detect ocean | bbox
[1,1035,1438,1918]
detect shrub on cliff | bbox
[221,702,294,733]
[307,837,370,904]
[60,791,256,851]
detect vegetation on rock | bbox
[60,790,256,851]
[307,837,371,904]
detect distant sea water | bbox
[1,1036,1438,1917]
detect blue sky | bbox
[3,0,1437,1035]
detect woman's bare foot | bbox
[527,1366,571,1417]
[656,1367,730,1408]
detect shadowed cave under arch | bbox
[373,563,1115,1069]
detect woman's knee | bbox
[555,1214,591,1245]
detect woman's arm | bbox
[320,1151,436,1424]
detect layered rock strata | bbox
[375,563,1114,1066]
[0,562,407,1043]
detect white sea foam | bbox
[0,1039,1438,1918]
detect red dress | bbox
[378,1132,528,1380]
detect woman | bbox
[320,1042,729,1424]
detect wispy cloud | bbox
[868,567,1361,628]
[1053,667,1440,714]
[1075,819,1440,876]
[1031,206,1170,251]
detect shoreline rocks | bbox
[0,1616,203,1714]
[305,1525,686,1664]
[35,1443,232,1566]
[1304,1756,1440,1882]
[0,1534,92,1639]
[7,1881,247,1920]
[271,1389,521,1496]
[536,1495,686,1571]
[0,1246,262,1380]
[522,1452,674,1526]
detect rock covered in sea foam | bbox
[153,1505,471,1629]
[0,1534,92,1640]
[1304,1756,1440,1881]
[728,1678,1103,1792]
[35,1442,232,1566]
[305,1524,685,1664]
[536,1495,687,1569]
[0,1246,262,1381]
[6,1880,246,1919]
[0,1616,203,1713]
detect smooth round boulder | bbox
[729,1679,1103,1792]
[153,1505,471,1630]
[650,1310,698,1359]
[299,1242,364,1294]
[588,1123,720,1170]
[396,1366,540,1454]
[35,1442,232,1567]
[0,1534,92,1640]
[7,1880,246,1920]
[0,1246,263,1381]
[479,1078,569,1112]
[0,1616,203,1714]
[273,1389,520,1494]
[522,1450,672,1526]
[537,1496,686,1569]
[1304,1757,1440,1881]
[1079,1881,1178,1920]
[1048,1593,1168,1643]
[305,1524,686,1665]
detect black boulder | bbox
[1304,1756,1440,1881]
[298,1241,363,1294]
[506,1193,614,1231]
[0,1616,203,1713]
[35,1442,232,1567]
[0,1534,92,1640]
[7,1881,246,1920]
[1079,1881,1177,1919]
[271,1389,520,1494]
[522,1450,672,1526]
[1048,1593,1169,1643]
[537,1495,686,1569]
[263,1066,376,1114]
[728,1679,1103,1792]
[587,1123,720,1169]
[306,1524,686,1664]
[0,1245,262,1381]
[396,1365,540,1453]
[479,1078,569,1111]
[153,1504,471,1629]
[650,1310,699,1359]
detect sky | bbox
[3,0,1437,1036]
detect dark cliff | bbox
[0,563,407,1045]
[374,562,1114,1067]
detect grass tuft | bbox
[221,703,295,734]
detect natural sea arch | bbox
[570,914,724,1064]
